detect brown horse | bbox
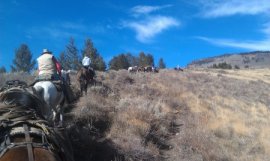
[0,82,74,161]
[76,67,95,96]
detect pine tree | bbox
[139,52,147,67]
[0,66,6,73]
[58,51,69,70]
[82,38,106,71]
[125,53,139,66]
[96,56,107,71]
[109,54,130,70]
[146,54,154,66]
[139,52,154,67]
[158,58,166,69]
[11,44,35,73]
[65,37,81,70]
[108,56,118,70]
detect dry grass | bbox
[1,68,270,161]
[0,72,35,86]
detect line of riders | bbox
[0,49,90,161]
[128,65,159,73]
[35,48,94,102]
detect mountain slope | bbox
[69,69,270,161]
[1,69,270,161]
[188,51,270,69]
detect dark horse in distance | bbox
[0,80,74,161]
[76,67,95,96]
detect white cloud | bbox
[197,36,270,50]
[196,0,270,50]
[123,5,179,43]
[200,0,270,18]
[131,5,172,16]
[27,21,90,40]
[124,16,179,43]
[60,22,87,30]
[29,26,79,40]
[262,22,270,37]
[197,18,270,50]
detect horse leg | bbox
[58,107,64,127]
[53,111,58,126]
[80,85,83,96]
[58,94,65,127]
[80,80,84,96]
[53,107,63,127]
[90,79,96,86]
[85,82,88,95]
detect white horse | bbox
[128,66,138,73]
[33,81,65,125]
[61,69,71,85]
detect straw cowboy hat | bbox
[42,49,52,54]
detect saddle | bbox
[0,105,70,161]
[81,67,95,81]
[31,74,63,92]
[50,80,63,92]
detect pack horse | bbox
[0,80,74,161]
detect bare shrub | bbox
[0,72,34,87]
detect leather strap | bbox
[23,124,34,161]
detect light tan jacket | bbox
[37,54,57,75]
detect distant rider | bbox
[82,55,91,69]
[81,55,95,81]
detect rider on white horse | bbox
[34,49,65,125]
[36,49,74,102]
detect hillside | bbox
[188,51,270,69]
[1,69,270,161]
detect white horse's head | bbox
[61,70,71,85]
[33,81,65,123]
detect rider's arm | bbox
[52,56,62,76]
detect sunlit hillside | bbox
[1,68,269,161]
[66,68,270,161]
[188,51,270,69]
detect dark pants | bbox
[61,81,75,103]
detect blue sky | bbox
[1,0,270,70]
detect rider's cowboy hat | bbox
[42,49,52,54]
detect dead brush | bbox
[0,72,35,87]
[144,118,174,150]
